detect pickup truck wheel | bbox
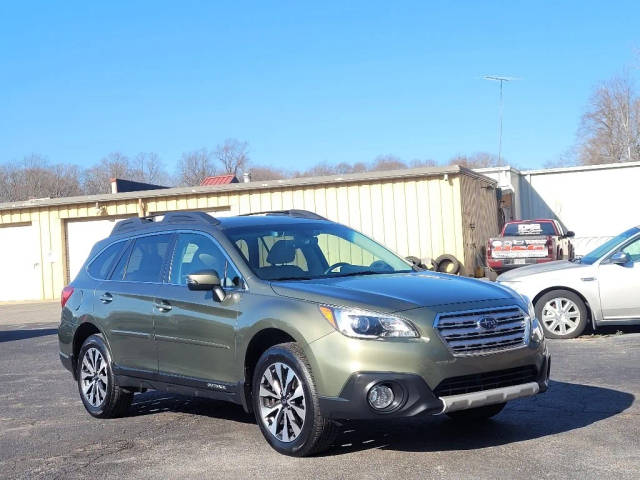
[77,334,133,418]
[252,343,337,457]
[446,402,506,421]
[535,290,588,339]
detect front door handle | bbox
[99,292,113,304]
[154,299,172,312]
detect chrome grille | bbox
[434,306,529,356]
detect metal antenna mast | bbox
[483,75,517,164]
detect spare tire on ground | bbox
[434,254,461,275]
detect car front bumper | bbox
[318,353,551,420]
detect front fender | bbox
[234,293,334,379]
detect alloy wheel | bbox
[258,362,306,443]
[80,347,108,407]
[541,297,581,336]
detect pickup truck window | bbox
[503,222,556,236]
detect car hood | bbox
[270,272,517,313]
[498,260,591,281]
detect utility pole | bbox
[483,75,517,164]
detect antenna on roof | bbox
[483,75,520,165]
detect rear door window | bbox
[122,234,173,283]
[87,241,126,279]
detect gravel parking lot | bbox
[1,302,639,480]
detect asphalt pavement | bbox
[0,303,638,479]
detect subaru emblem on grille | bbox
[478,317,498,330]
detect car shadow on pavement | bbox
[323,380,635,456]
[0,328,58,343]
[129,391,255,424]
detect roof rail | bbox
[161,211,221,225]
[110,217,155,235]
[239,209,327,220]
[110,211,220,236]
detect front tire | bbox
[252,342,337,457]
[535,290,588,339]
[77,334,133,418]
[446,402,506,421]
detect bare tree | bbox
[83,152,132,194]
[578,73,640,165]
[249,165,289,181]
[370,155,407,171]
[130,152,168,185]
[177,149,217,186]
[410,158,437,168]
[448,152,504,168]
[0,155,83,202]
[214,138,249,176]
[298,162,338,177]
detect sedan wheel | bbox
[535,289,588,339]
[258,362,306,443]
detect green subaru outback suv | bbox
[59,210,550,456]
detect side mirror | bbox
[406,256,422,268]
[610,252,631,266]
[565,231,575,238]
[187,270,221,290]
[187,270,227,301]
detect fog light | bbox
[368,384,394,410]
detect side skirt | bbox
[112,365,243,405]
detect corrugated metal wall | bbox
[460,175,500,276]
[0,169,496,300]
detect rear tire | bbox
[535,290,588,339]
[252,342,337,457]
[77,334,133,418]
[446,402,506,421]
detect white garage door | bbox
[66,218,128,282]
[66,210,233,282]
[0,224,42,301]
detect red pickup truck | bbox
[487,219,575,274]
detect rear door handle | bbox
[154,299,172,312]
[99,293,113,304]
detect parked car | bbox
[487,219,575,274]
[59,210,550,456]
[498,225,640,339]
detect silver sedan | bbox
[498,226,640,339]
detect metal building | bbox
[478,161,640,255]
[0,165,498,301]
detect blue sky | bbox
[1,1,638,171]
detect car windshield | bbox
[503,222,556,236]
[579,227,640,265]
[223,221,414,281]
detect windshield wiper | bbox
[330,270,387,278]
[271,276,314,281]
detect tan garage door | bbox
[0,224,42,301]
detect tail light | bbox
[486,240,492,259]
[61,286,74,308]
[546,237,553,257]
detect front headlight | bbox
[319,305,419,339]
[522,294,544,341]
[522,294,535,320]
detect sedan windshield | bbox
[579,227,640,265]
[223,222,414,281]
